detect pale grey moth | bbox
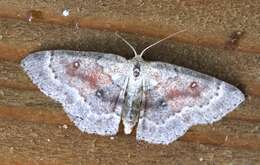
[21,31,245,144]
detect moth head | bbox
[115,29,186,59]
[133,63,141,78]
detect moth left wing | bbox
[21,50,130,135]
[137,61,245,144]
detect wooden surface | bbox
[0,0,260,164]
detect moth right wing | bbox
[21,50,131,135]
[137,61,245,144]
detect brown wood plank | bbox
[0,0,260,54]
[0,0,259,164]
[0,119,260,165]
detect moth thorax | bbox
[133,63,140,77]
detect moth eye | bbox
[73,61,80,69]
[190,81,198,88]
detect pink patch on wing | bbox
[163,81,203,111]
[166,86,201,100]
[83,69,109,88]
[65,61,112,89]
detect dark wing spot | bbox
[95,89,104,98]
[76,116,83,120]
[157,98,167,108]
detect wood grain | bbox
[0,0,259,164]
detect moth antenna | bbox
[139,29,186,57]
[115,32,138,57]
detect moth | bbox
[21,31,245,144]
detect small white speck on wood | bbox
[110,137,115,140]
[225,135,229,142]
[62,9,70,16]
[62,124,68,129]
